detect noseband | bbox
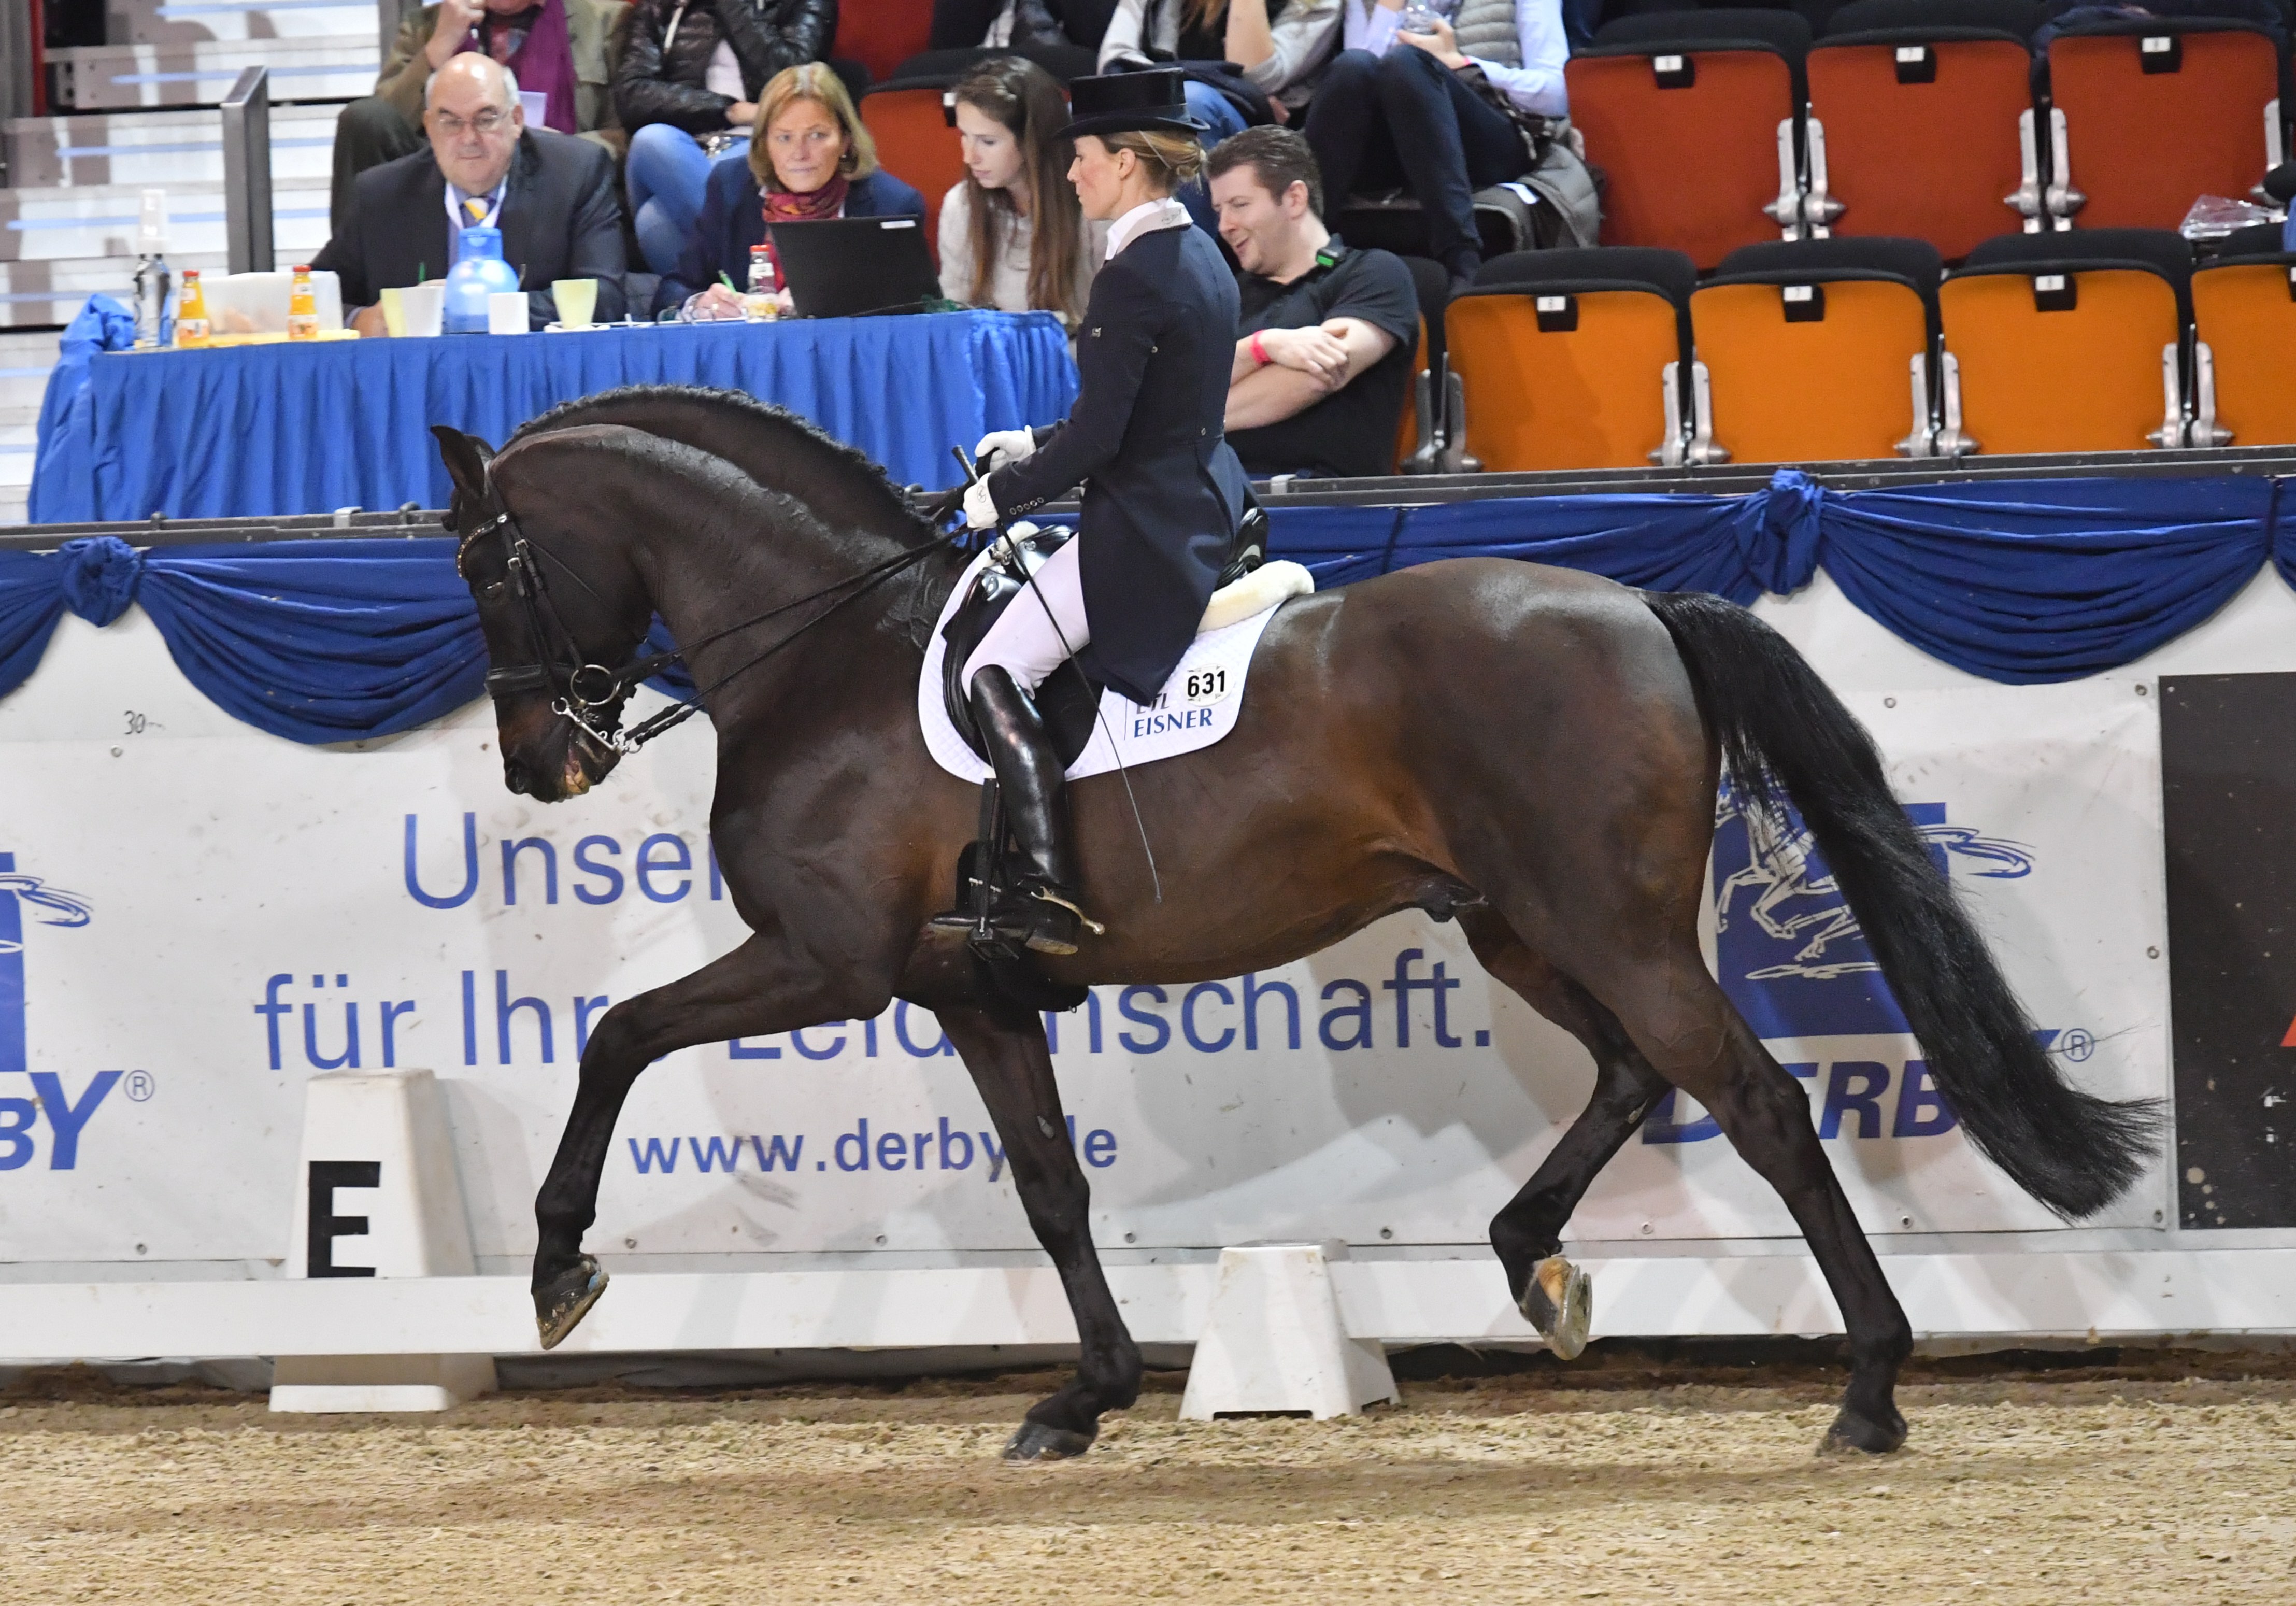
[457,466,964,756]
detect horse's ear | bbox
[432,425,496,505]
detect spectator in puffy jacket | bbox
[616,0,840,274]
[663,61,928,316]
[330,0,628,232]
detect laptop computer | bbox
[772,214,940,319]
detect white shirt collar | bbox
[1104,197,1192,262]
[445,176,507,233]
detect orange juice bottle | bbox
[287,265,319,340]
[173,268,210,348]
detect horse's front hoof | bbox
[534,1256,609,1350]
[1002,1419,1096,1462]
[1519,1255,1593,1361]
[1818,1402,1907,1456]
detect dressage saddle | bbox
[938,504,1268,764]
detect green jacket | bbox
[374,0,632,156]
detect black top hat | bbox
[1062,68,1208,141]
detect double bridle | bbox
[456,472,963,755]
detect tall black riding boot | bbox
[969,666,1097,956]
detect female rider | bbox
[959,68,1251,956]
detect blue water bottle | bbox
[443,225,522,333]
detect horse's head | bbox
[436,424,655,802]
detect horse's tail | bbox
[1641,589,2161,1220]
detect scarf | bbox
[758,173,851,283]
[466,0,578,135]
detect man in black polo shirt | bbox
[1207,126,1420,481]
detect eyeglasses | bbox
[766,127,842,153]
[433,108,514,137]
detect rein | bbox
[460,478,964,755]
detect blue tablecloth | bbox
[29,310,1079,523]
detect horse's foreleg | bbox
[531,933,881,1347]
[1464,909,1665,1359]
[936,1000,1142,1462]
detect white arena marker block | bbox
[1179,1243,1399,1421]
[270,1069,497,1414]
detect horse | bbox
[433,386,2158,1462]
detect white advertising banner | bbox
[0,595,2173,1275]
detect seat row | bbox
[1416,232,2295,473]
[1572,0,2292,268]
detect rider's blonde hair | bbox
[1091,129,1205,194]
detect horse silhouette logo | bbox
[1712,787,2033,1038]
[0,852,95,1076]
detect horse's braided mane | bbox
[508,383,929,534]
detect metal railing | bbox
[220,65,275,276]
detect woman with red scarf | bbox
[661,63,928,318]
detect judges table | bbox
[30,310,1079,524]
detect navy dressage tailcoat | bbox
[986,219,1250,707]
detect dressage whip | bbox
[958,445,1162,905]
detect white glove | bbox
[974,428,1037,472]
[963,476,1001,530]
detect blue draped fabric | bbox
[29,295,136,528]
[0,537,482,743]
[1,470,2289,742]
[1818,476,2276,683]
[28,310,1080,523]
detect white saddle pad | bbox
[918,538,1313,784]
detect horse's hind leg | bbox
[1462,908,1668,1358]
[935,999,1142,1462]
[1590,943,1914,1453]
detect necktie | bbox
[464,197,489,226]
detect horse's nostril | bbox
[504,759,532,795]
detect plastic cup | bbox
[550,278,597,328]
[399,281,445,337]
[487,290,529,335]
[378,285,407,337]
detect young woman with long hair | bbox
[939,56,1107,322]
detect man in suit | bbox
[316,52,629,334]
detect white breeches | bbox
[961,535,1093,695]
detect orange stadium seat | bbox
[1691,237,1942,463]
[2045,21,2284,231]
[1444,247,1695,470]
[1567,11,1813,270]
[1803,0,2041,260]
[833,0,936,87]
[1937,230,2192,454]
[2190,254,2296,448]
[859,83,966,252]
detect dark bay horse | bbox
[434,387,2157,1461]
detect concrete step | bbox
[7,104,341,190]
[0,424,36,493]
[108,0,385,47]
[0,330,60,420]
[50,38,381,110]
[2,177,333,262]
[0,249,279,326]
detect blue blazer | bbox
[987,221,1250,707]
[658,164,928,311]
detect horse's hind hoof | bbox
[1819,1403,1907,1456]
[1002,1420,1096,1462]
[1519,1255,1593,1361]
[534,1257,609,1350]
